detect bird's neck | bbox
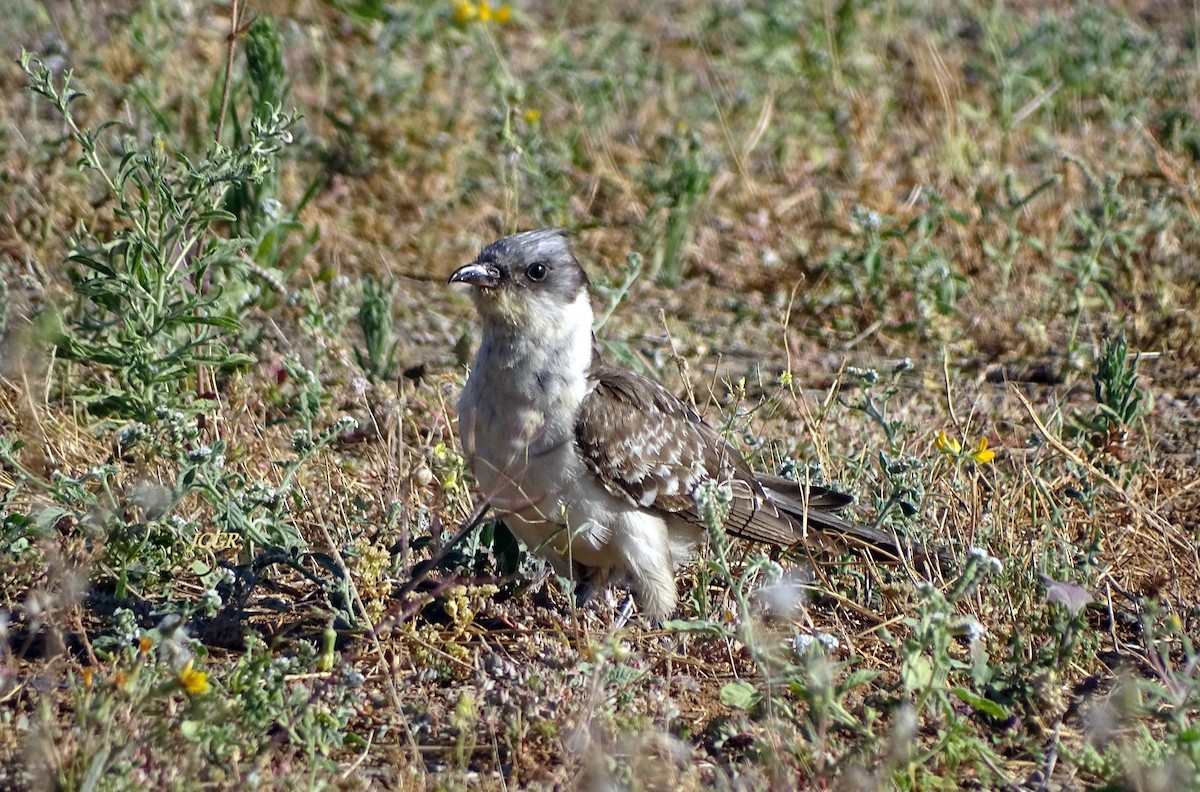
[477,290,595,384]
[464,290,595,459]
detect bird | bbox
[449,228,941,621]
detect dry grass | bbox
[1,0,1199,789]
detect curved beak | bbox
[448,261,502,289]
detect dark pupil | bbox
[527,263,547,281]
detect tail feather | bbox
[762,485,951,566]
[756,473,854,512]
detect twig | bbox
[214,0,241,144]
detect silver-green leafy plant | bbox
[20,50,298,421]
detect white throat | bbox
[459,289,595,456]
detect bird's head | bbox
[449,229,592,331]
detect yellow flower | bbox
[139,636,153,655]
[453,0,477,23]
[968,437,995,465]
[455,0,510,24]
[178,659,210,695]
[934,430,961,456]
[935,431,996,465]
[523,108,541,124]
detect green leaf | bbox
[68,253,117,278]
[308,551,346,578]
[839,668,883,693]
[720,679,760,711]
[952,687,1009,720]
[901,654,935,691]
[180,314,243,330]
[35,506,72,532]
[198,209,238,223]
[662,618,735,639]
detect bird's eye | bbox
[525,262,548,281]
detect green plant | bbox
[1123,605,1200,781]
[0,408,361,600]
[224,17,322,287]
[996,6,1162,125]
[20,51,297,422]
[0,469,44,595]
[1060,602,1200,786]
[1074,334,1148,442]
[841,361,916,449]
[592,251,644,332]
[886,550,1010,782]
[640,130,715,286]
[979,172,1059,292]
[822,197,969,333]
[354,276,400,382]
[838,363,935,529]
[273,355,330,430]
[41,625,361,789]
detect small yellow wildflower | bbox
[178,659,210,695]
[523,108,541,124]
[454,0,511,25]
[934,430,962,456]
[139,635,153,655]
[969,437,995,465]
[453,0,477,23]
[935,431,996,465]
[82,668,93,688]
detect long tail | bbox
[757,474,952,566]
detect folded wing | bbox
[575,363,938,562]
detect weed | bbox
[640,131,715,286]
[822,197,970,335]
[20,51,297,422]
[355,276,400,382]
[1073,335,1148,464]
[38,628,361,788]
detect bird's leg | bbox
[613,593,635,629]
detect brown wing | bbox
[575,363,804,545]
[575,363,948,563]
